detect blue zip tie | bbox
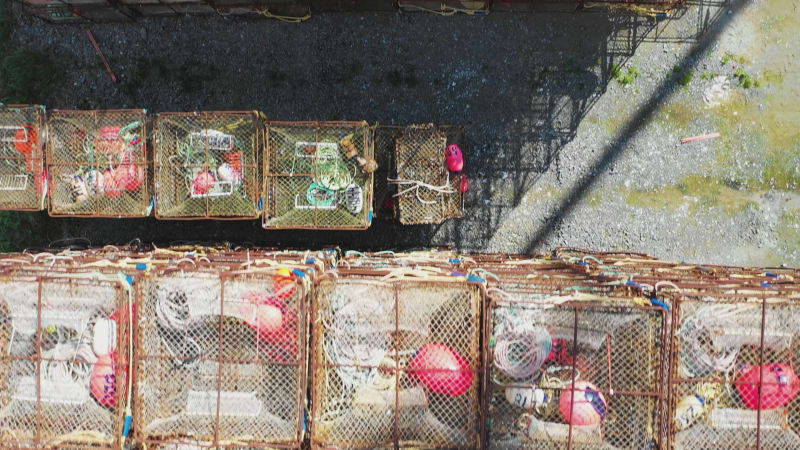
[125,275,134,286]
[450,272,467,277]
[650,298,670,312]
[122,415,132,437]
[292,268,306,278]
[766,272,777,278]
[258,197,263,211]
[626,280,643,289]
[368,210,373,223]
[762,282,774,288]
[135,263,147,271]
[306,258,316,264]
[577,261,589,266]
[449,258,461,264]
[467,274,486,284]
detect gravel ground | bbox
[6,0,800,266]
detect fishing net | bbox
[669,298,800,450]
[391,124,464,225]
[0,105,47,211]
[46,110,150,217]
[153,112,263,219]
[310,275,482,448]
[134,267,307,448]
[0,273,131,449]
[485,289,667,450]
[263,121,374,229]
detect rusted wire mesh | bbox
[667,293,800,450]
[311,273,482,448]
[263,121,374,230]
[47,110,150,217]
[0,273,131,449]
[391,124,464,225]
[134,267,308,448]
[0,105,47,211]
[154,112,263,219]
[485,288,668,450]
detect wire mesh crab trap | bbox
[0,272,132,448]
[0,105,47,211]
[263,121,374,230]
[390,124,465,225]
[667,293,800,450]
[154,111,263,219]
[484,288,668,449]
[47,109,150,217]
[310,273,483,448]
[134,266,308,448]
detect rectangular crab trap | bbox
[0,272,132,449]
[263,121,374,230]
[667,292,800,450]
[154,111,263,219]
[484,289,668,449]
[134,266,309,448]
[46,109,150,217]
[310,273,483,449]
[390,124,465,225]
[0,105,47,211]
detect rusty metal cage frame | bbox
[153,111,264,220]
[263,121,374,230]
[310,270,484,448]
[0,105,48,211]
[0,272,132,449]
[133,265,310,448]
[46,109,151,218]
[484,286,670,450]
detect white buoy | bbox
[92,318,117,356]
[505,385,549,410]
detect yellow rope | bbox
[400,1,488,16]
[260,8,311,23]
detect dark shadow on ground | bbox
[5,5,728,250]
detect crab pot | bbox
[134,267,308,448]
[0,274,131,448]
[668,293,800,450]
[393,124,464,225]
[484,290,668,449]
[0,105,47,211]
[153,111,262,219]
[263,121,374,230]
[311,274,482,448]
[397,0,488,14]
[46,110,150,217]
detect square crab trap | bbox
[0,272,132,448]
[46,109,150,217]
[390,124,465,225]
[484,288,668,449]
[153,111,263,219]
[134,266,308,448]
[667,292,800,450]
[310,272,483,448]
[0,105,47,211]
[263,121,374,230]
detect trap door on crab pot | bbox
[0,105,47,211]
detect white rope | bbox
[388,173,455,205]
[494,326,551,381]
[678,304,755,376]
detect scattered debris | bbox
[86,30,117,83]
[681,132,721,144]
[703,75,730,107]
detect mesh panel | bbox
[47,110,150,217]
[311,277,481,448]
[263,122,373,229]
[0,275,128,449]
[134,269,306,448]
[392,124,464,225]
[154,112,262,219]
[0,105,47,211]
[486,294,667,449]
[669,299,800,450]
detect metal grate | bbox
[0,273,130,449]
[0,105,47,211]
[310,274,482,448]
[134,267,308,448]
[263,121,374,230]
[154,112,263,219]
[46,109,150,217]
[391,124,464,225]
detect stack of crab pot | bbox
[153,111,263,219]
[46,109,150,217]
[0,105,48,211]
[310,263,483,448]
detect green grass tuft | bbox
[612,64,639,86]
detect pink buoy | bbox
[737,363,800,410]
[459,174,469,193]
[446,144,464,173]
[559,380,607,426]
[192,171,215,195]
[409,342,472,397]
[241,291,284,340]
[91,353,120,408]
